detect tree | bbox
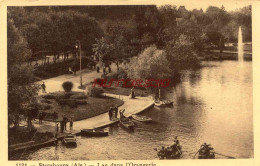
[7,18,40,129]
[92,37,115,63]
[166,34,198,64]
[127,45,172,80]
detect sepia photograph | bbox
[2,0,256,162]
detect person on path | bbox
[55,123,59,138]
[115,105,118,119]
[70,118,73,130]
[108,66,111,73]
[103,66,106,75]
[108,106,113,120]
[96,65,100,73]
[39,112,43,125]
[41,82,46,93]
[64,117,68,130]
[60,121,64,133]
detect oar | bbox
[215,152,235,159]
[176,146,182,155]
[193,150,200,159]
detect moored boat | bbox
[132,114,152,122]
[62,133,77,147]
[120,117,135,130]
[154,99,173,107]
[81,128,109,137]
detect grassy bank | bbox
[38,92,124,121]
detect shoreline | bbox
[8,93,154,156]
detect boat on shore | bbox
[62,133,77,147]
[120,117,135,130]
[81,128,109,137]
[131,114,152,122]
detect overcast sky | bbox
[130,0,252,11]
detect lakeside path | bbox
[73,93,154,130]
[36,63,118,94]
[32,93,154,133]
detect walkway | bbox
[73,93,154,130]
[37,64,117,94]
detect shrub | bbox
[89,87,104,97]
[42,94,56,99]
[70,94,87,99]
[62,81,73,92]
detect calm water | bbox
[13,61,253,160]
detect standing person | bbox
[55,123,59,138]
[41,82,46,93]
[116,60,119,71]
[115,104,118,119]
[103,65,106,75]
[96,64,100,73]
[64,117,67,130]
[60,121,64,133]
[108,106,113,120]
[39,112,43,125]
[108,66,111,73]
[70,118,73,130]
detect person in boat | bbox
[119,109,126,119]
[199,142,212,157]
[174,136,180,146]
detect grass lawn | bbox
[40,95,123,122]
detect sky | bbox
[130,0,252,12]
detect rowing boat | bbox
[81,128,109,137]
[132,114,152,122]
[120,118,135,130]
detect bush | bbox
[42,93,56,99]
[62,81,73,92]
[70,94,87,99]
[89,87,104,97]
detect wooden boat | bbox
[62,133,77,147]
[120,117,135,130]
[155,145,182,159]
[81,128,109,137]
[154,100,165,107]
[198,144,215,159]
[154,99,173,107]
[132,114,152,122]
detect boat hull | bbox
[81,129,109,137]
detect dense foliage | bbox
[7,5,251,126]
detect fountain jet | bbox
[238,26,244,62]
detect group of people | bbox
[198,142,214,158]
[157,136,181,159]
[96,63,111,74]
[58,117,74,133]
[108,105,127,121]
[108,105,119,120]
